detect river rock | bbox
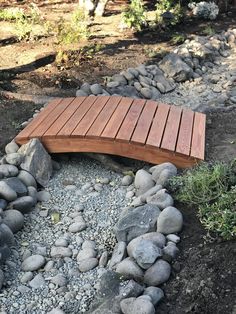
[9,196,35,214]
[159,53,193,82]
[134,170,155,196]
[37,190,51,202]
[121,175,133,186]
[48,309,65,314]
[0,244,11,264]
[0,269,4,290]
[50,274,68,287]
[0,223,15,247]
[108,241,127,270]
[0,199,7,210]
[18,138,52,187]
[2,209,24,233]
[112,74,127,85]
[0,181,17,201]
[127,239,162,269]
[77,248,96,262]
[162,242,179,262]
[90,83,103,95]
[29,273,46,289]
[0,164,19,178]
[76,89,88,97]
[5,141,19,154]
[157,206,183,234]
[22,255,46,271]
[143,286,164,305]
[116,257,144,280]
[119,279,144,299]
[78,258,98,272]
[166,234,180,243]
[5,153,23,166]
[114,204,160,242]
[50,247,72,258]
[144,259,171,286]
[139,185,163,203]
[146,189,174,209]
[3,177,28,197]
[68,221,87,233]
[120,296,155,314]
[150,162,177,186]
[17,170,37,188]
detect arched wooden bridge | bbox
[15,96,206,168]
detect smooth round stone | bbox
[50,274,67,287]
[3,177,28,197]
[0,181,17,201]
[99,251,108,267]
[0,269,4,290]
[2,209,24,233]
[120,296,155,314]
[143,286,164,306]
[6,153,23,166]
[116,257,144,280]
[144,259,171,286]
[162,242,179,262]
[0,199,7,210]
[48,308,65,314]
[27,186,37,203]
[76,90,88,97]
[99,177,110,184]
[146,189,174,210]
[9,196,35,214]
[126,191,134,199]
[166,234,180,243]
[37,190,51,202]
[140,87,152,99]
[157,206,183,234]
[77,248,96,262]
[80,82,91,94]
[90,84,103,95]
[5,141,19,154]
[29,273,46,289]
[44,261,55,272]
[17,170,37,188]
[0,164,19,178]
[121,175,133,186]
[78,257,98,272]
[0,223,15,247]
[134,170,155,196]
[20,271,34,284]
[22,255,46,271]
[55,238,69,247]
[82,240,96,249]
[50,247,72,258]
[68,222,87,233]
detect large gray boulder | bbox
[0,223,15,247]
[114,204,160,243]
[116,257,144,280]
[144,259,171,286]
[2,209,24,233]
[134,170,155,196]
[157,206,183,234]
[18,139,52,187]
[120,296,155,314]
[150,162,177,186]
[3,177,28,197]
[159,53,194,82]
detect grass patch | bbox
[169,162,236,240]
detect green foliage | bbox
[170,32,186,44]
[49,7,90,44]
[202,25,216,36]
[199,187,236,240]
[0,8,25,21]
[169,161,236,240]
[121,0,147,31]
[155,0,184,26]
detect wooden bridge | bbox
[15,96,206,168]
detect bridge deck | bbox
[15,96,206,168]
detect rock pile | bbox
[75,29,236,105]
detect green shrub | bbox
[170,32,186,44]
[169,161,236,240]
[0,8,25,21]
[121,0,147,31]
[198,187,236,240]
[155,0,184,26]
[169,162,232,205]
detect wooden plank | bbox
[146,103,170,148]
[190,112,206,160]
[15,98,62,141]
[43,97,86,138]
[86,96,122,138]
[176,109,194,155]
[116,99,146,142]
[131,100,158,145]
[30,98,75,138]
[161,106,182,152]
[39,137,198,168]
[57,96,97,137]
[72,96,110,137]
[102,97,134,140]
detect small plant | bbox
[171,33,186,44]
[198,187,236,240]
[202,25,215,36]
[51,7,90,44]
[121,0,147,31]
[0,8,25,21]
[155,0,184,26]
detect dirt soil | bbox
[0,1,236,313]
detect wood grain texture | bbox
[161,105,182,152]
[191,112,206,160]
[116,99,146,142]
[131,100,157,145]
[176,109,194,155]
[15,96,206,169]
[146,102,170,148]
